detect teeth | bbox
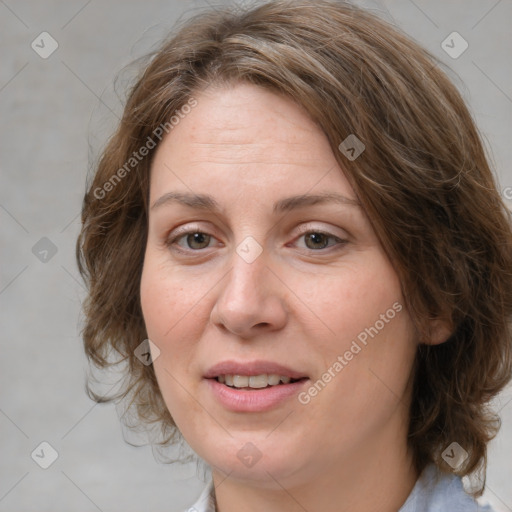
[267,374,281,385]
[249,375,268,388]
[217,374,297,388]
[233,375,249,387]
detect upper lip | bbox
[204,360,308,380]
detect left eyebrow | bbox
[150,191,361,213]
[273,192,361,213]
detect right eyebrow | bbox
[151,192,219,211]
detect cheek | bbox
[295,254,403,353]
[139,257,199,407]
[140,255,205,428]
[140,253,203,344]
[297,251,415,415]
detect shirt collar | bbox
[188,479,216,512]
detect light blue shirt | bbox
[183,464,496,511]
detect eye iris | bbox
[305,232,329,250]
[187,232,210,249]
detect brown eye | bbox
[304,232,330,250]
[184,232,212,250]
[167,231,215,252]
[295,231,346,251]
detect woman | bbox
[76,1,512,511]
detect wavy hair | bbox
[76,0,512,493]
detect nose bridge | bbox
[211,237,287,336]
[223,239,268,311]
[223,216,269,296]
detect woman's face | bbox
[140,82,417,488]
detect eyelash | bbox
[166,228,347,255]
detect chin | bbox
[197,432,314,489]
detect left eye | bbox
[293,231,346,251]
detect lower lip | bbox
[206,378,308,412]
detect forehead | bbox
[149,82,357,206]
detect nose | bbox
[210,248,288,339]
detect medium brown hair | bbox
[76,0,512,493]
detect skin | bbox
[140,82,447,512]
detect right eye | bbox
[166,230,218,253]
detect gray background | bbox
[1,0,511,510]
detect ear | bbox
[425,317,453,345]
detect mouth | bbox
[204,360,309,412]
